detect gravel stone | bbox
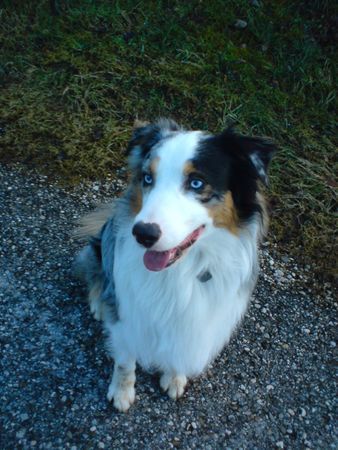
[0,164,336,449]
[234,19,248,29]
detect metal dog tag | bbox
[197,270,212,283]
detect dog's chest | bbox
[112,235,252,374]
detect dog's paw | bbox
[160,373,187,400]
[107,381,135,413]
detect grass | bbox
[0,0,337,278]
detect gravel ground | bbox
[0,164,336,450]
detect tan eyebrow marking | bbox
[183,160,196,177]
[183,160,206,182]
[149,156,160,175]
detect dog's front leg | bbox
[160,372,187,400]
[107,361,136,412]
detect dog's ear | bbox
[127,122,161,157]
[127,118,181,168]
[218,128,277,185]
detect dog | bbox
[75,118,276,412]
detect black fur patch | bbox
[90,236,102,262]
[195,128,276,221]
[127,124,162,158]
[127,119,181,159]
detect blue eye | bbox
[143,174,153,185]
[190,179,204,190]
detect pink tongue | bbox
[144,249,173,271]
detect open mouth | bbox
[143,225,205,271]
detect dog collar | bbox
[197,270,212,283]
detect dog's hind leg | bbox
[107,361,136,412]
[88,278,107,321]
[75,241,108,321]
[160,372,187,400]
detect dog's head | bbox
[127,119,276,271]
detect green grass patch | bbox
[1,0,337,278]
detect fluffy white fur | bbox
[107,220,259,374]
[77,124,269,412]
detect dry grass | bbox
[0,0,337,278]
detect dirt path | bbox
[0,165,336,449]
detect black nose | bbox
[132,221,162,248]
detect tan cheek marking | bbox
[199,184,213,202]
[129,182,143,215]
[256,190,269,235]
[207,191,239,235]
[129,156,158,216]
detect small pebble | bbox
[234,19,248,29]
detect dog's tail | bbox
[73,202,115,241]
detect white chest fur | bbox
[107,222,259,377]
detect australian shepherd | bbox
[75,119,276,412]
